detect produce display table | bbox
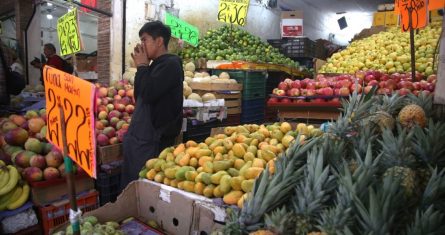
[268,101,342,121]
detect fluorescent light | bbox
[46,14,53,19]
[47,2,53,6]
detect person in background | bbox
[120,21,184,189]
[30,43,64,72]
[10,54,24,76]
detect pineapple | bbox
[412,119,445,168]
[398,104,427,128]
[407,92,433,118]
[379,127,417,196]
[248,230,275,235]
[263,207,296,235]
[406,206,445,235]
[367,94,405,132]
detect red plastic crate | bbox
[38,190,99,235]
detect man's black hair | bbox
[44,43,56,53]
[139,21,171,49]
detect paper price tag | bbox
[57,8,83,56]
[165,12,199,46]
[395,0,428,31]
[217,0,250,26]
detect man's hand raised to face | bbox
[131,43,150,67]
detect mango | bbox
[198,143,209,149]
[214,134,227,139]
[214,153,224,161]
[163,177,171,186]
[170,179,178,188]
[175,166,194,181]
[236,126,249,134]
[234,159,245,170]
[161,161,176,171]
[252,158,266,168]
[213,160,232,172]
[139,168,148,178]
[244,167,264,180]
[235,134,247,143]
[223,191,244,205]
[239,161,252,177]
[174,152,186,164]
[177,181,185,190]
[173,143,185,156]
[203,161,214,173]
[230,176,245,191]
[145,159,158,170]
[209,139,223,150]
[243,138,253,146]
[201,173,212,185]
[198,156,213,166]
[267,160,275,175]
[224,126,236,135]
[232,143,246,158]
[258,150,276,162]
[205,137,216,146]
[213,185,224,198]
[189,158,198,168]
[227,168,239,177]
[158,147,173,159]
[146,169,157,180]
[153,159,166,172]
[164,166,179,179]
[250,138,259,147]
[186,147,199,158]
[194,182,205,195]
[196,149,213,158]
[154,172,165,183]
[183,181,195,193]
[178,153,191,166]
[197,166,204,173]
[241,179,255,193]
[223,139,234,150]
[203,185,215,197]
[166,153,175,162]
[213,146,226,155]
[211,171,228,185]
[243,152,255,162]
[219,175,232,194]
[185,140,198,148]
[185,171,198,181]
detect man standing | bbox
[120,21,184,188]
[31,43,64,71]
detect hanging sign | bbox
[428,0,444,10]
[57,8,83,56]
[165,12,199,47]
[395,0,428,31]
[44,65,96,178]
[217,0,250,26]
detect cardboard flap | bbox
[281,10,303,19]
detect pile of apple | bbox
[95,80,134,146]
[0,110,79,183]
[268,71,436,104]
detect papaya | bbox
[146,169,157,180]
[189,158,198,168]
[174,152,186,165]
[276,143,285,153]
[153,159,166,172]
[235,134,247,143]
[203,184,215,198]
[239,161,252,178]
[145,159,158,170]
[198,156,213,166]
[194,182,205,195]
[163,177,171,186]
[243,138,253,146]
[139,168,148,178]
[244,167,264,180]
[198,143,209,149]
[243,152,255,162]
[154,172,165,183]
[197,166,204,173]
[158,147,173,159]
[214,153,224,161]
[201,173,212,185]
[213,160,232,172]
[252,158,266,168]
[211,171,228,185]
[183,181,195,193]
[164,166,179,179]
[205,137,216,146]
[214,134,227,140]
[186,147,199,158]
[161,161,176,171]
[213,185,224,198]
[185,171,198,181]
[175,166,194,181]
[281,135,295,148]
[250,138,259,147]
[185,140,198,148]
[223,139,234,150]
[219,175,232,194]
[178,153,191,166]
[203,161,214,173]
[196,149,213,158]
[209,139,223,150]
[223,191,244,205]
[230,176,245,191]
[258,150,276,162]
[166,153,175,162]
[177,181,185,190]
[213,146,226,155]
[234,159,246,170]
[170,179,178,188]
[227,168,239,177]
[232,143,246,158]
[241,179,255,193]
[236,126,249,134]
[173,143,185,156]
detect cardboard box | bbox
[373,12,386,26]
[97,144,123,164]
[30,173,95,206]
[385,11,399,26]
[281,11,304,38]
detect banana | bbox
[0,166,19,196]
[7,184,29,210]
[0,169,10,189]
[0,185,22,210]
[0,184,17,205]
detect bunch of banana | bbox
[0,160,30,211]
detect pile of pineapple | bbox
[214,91,445,235]
[139,122,323,206]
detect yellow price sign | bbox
[57,8,83,56]
[217,0,250,26]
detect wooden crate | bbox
[193,89,242,115]
[189,82,242,91]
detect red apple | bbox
[276,89,286,96]
[291,80,301,89]
[278,82,288,91]
[339,87,350,96]
[268,97,279,104]
[322,87,334,96]
[289,88,300,96]
[281,98,292,104]
[368,80,379,87]
[398,88,411,96]
[350,84,362,93]
[306,82,316,90]
[427,74,437,83]
[306,89,316,96]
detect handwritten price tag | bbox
[395,0,428,31]
[57,8,83,56]
[44,65,96,178]
[217,0,250,26]
[165,13,199,47]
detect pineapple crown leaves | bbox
[264,206,297,235]
[412,119,445,168]
[292,148,337,222]
[406,205,445,235]
[316,204,353,235]
[406,92,433,118]
[320,135,347,172]
[220,208,243,235]
[420,168,445,211]
[378,125,416,169]
[352,176,405,235]
[374,93,406,115]
[349,125,378,160]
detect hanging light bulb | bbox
[46,14,53,20]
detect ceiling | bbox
[278,0,394,14]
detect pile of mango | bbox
[139,122,322,208]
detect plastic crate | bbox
[95,170,121,206]
[38,190,99,235]
[222,114,241,126]
[281,38,315,58]
[242,99,265,113]
[241,113,265,124]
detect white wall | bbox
[27,5,42,85]
[123,0,281,71]
[110,0,124,81]
[0,18,17,48]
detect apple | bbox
[350,84,362,93]
[322,87,334,96]
[291,80,301,89]
[284,78,293,85]
[427,74,437,83]
[306,89,316,96]
[364,85,373,94]
[398,88,411,96]
[368,80,379,87]
[365,74,376,83]
[281,98,292,104]
[339,87,350,96]
[289,88,300,96]
[306,82,316,90]
[278,82,288,91]
[276,89,286,96]
[268,97,279,104]
[272,88,279,95]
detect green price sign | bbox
[165,12,199,47]
[57,8,83,56]
[217,0,250,26]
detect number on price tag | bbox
[395,0,428,31]
[217,0,250,26]
[43,65,96,178]
[57,8,83,56]
[165,12,199,47]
